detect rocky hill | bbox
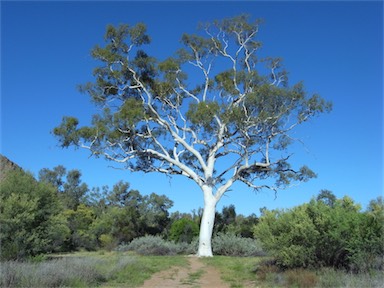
[0,154,22,182]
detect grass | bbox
[102,253,188,287]
[203,256,263,288]
[203,256,384,288]
[0,251,188,288]
[315,267,384,288]
[2,252,382,288]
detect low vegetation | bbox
[205,257,383,288]
[116,233,264,257]
[117,235,196,255]
[0,251,188,288]
[1,251,383,288]
[212,232,265,257]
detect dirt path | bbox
[141,256,230,288]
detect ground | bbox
[141,255,230,288]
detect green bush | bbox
[169,218,199,243]
[254,194,384,271]
[348,197,384,272]
[99,234,116,251]
[0,170,69,260]
[254,205,318,268]
[212,232,265,257]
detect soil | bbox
[141,255,230,288]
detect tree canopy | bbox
[54,15,330,192]
[54,15,331,256]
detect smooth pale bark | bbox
[197,186,217,257]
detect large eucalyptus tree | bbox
[54,15,331,256]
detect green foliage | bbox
[348,196,384,272]
[214,70,240,96]
[0,170,69,260]
[202,256,263,288]
[61,170,89,210]
[93,205,141,245]
[254,192,384,271]
[99,234,116,251]
[186,101,220,131]
[214,205,259,238]
[253,206,318,268]
[316,189,336,207]
[63,204,97,251]
[53,116,81,147]
[142,193,173,235]
[169,218,199,243]
[90,183,173,247]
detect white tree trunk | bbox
[197,186,217,257]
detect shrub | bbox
[254,205,318,268]
[121,234,263,256]
[99,233,116,251]
[121,235,196,255]
[169,218,199,243]
[0,257,107,287]
[254,194,384,271]
[212,232,265,257]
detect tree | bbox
[90,181,173,245]
[141,193,173,235]
[169,218,199,243]
[0,170,69,260]
[316,189,336,207]
[39,166,89,210]
[63,203,96,251]
[54,15,331,256]
[214,204,237,234]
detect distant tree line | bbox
[0,165,257,260]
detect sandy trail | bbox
[141,256,230,288]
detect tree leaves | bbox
[254,193,383,271]
[0,170,68,259]
[55,15,332,198]
[186,101,220,131]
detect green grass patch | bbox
[202,256,263,288]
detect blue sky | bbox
[1,1,383,215]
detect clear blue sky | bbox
[1,1,383,215]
